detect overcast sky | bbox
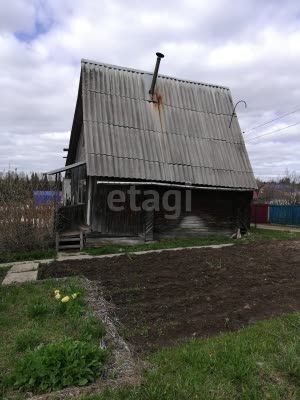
[1,0,299,179]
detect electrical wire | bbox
[246,121,300,143]
[244,107,300,136]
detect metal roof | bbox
[46,161,86,175]
[71,59,257,189]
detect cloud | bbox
[1,0,300,179]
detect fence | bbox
[0,202,55,253]
[251,204,300,226]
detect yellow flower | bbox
[55,293,61,300]
[71,293,78,299]
[54,289,60,294]
[61,296,70,303]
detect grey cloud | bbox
[0,0,299,178]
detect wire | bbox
[244,107,300,136]
[246,121,300,143]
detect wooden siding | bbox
[91,184,143,236]
[90,184,252,239]
[154,188,251,238]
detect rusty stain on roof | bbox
[66,59,257,190]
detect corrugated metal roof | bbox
[77,59,256,189]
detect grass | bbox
[83,228,300,257]
[0,266,10,283]
[84,235,234,256]
[246,228,300,241]
[0,248,56,264]
[79,313,300,400]
[0,278,106,397]
[0,228,298,265]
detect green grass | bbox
[0,266,10,283]
[83,228,300,257]
[0,248,56,264]
[0,278,106,397]
[79,313,300,400]
[83,235,234,256]
[0,228,298,265]
[246,228,300,241]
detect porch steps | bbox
[56,231,84,252]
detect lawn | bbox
[0,278,107,397]
[0,248,56,264]
[0,228,299,265]
[83,228,300,257]
[78,313,300,400]
[0,266,10,283]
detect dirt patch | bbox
[39,241,300,353]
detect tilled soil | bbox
[39,241,300,352]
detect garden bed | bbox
[39,240,300,353]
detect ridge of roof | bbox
[81,58,230,91]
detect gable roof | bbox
[66,58,257,190]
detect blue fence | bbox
[268,205,300,226]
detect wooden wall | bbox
[91,184,143,236]
[90,184,252,239]
[153,188,252,239]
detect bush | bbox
[12,339,107,392]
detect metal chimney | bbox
[149,52,164,96]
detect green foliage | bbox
[15,329,42,352]
[80,316,106,341]
[84,235,233,256]
[27,301,50,319]
[12,339,107,392]
[80,313,300,400]
[247,228,300,241]
[83,228,300,257]
[0,266,10,284]
[0,278,108,397]
[0,170,58,203]
[0,249,56,264]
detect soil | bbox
[39,241,300,353]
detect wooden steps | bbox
[56,231,84,252]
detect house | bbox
[47,53,257,247]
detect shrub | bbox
[15,329,42,352]
[12,339,107,392]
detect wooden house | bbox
[47,54,257,249]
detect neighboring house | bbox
[47,55,257,244]
[33,191,62,205]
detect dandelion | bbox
[71,293,79,299]
[55,293,61,300]
[61,296,70,303]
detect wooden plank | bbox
[80,231,84,250]
[58,244,81,250]
[59,237,81,242]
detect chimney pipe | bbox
[149,52,164,96]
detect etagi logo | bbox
[107,186,191,219]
